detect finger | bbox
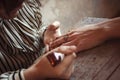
[47,21,60,31]
[45,46,76,68]
[62,37,89,53]
[55,32,79,42]
[56,52,76,73]
[56,46,77,55]
[52,21,60,28]
[44,21,61,45]
[44,45,77,58]
[62,38,78,46]
[51,21,62,36]
[50,32,80,50]
[45,44,50,52]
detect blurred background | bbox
[40,0,120,33]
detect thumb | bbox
[47,21,60,31]
[44,21,61,45]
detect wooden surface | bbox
[70,39,120,80]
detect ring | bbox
[64,34,69,42]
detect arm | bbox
[0,51,25,80]
[49,17,120,53]
[101,17,120,38]
[78,17,120,42]
[74,17,120,52]
[0,45,76,80]
[23,45,76,80]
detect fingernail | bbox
[52,21,60,27]
[72,52,77,58]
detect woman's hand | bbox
[49,24,109,53]
[24,45,77,80]
[49,17,120,53]
[43,21,62,51]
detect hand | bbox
[53,17,120,53]
[50,24,108,53]
[43,21,62,51]
[24,45,77,80]
[43,21,62,52]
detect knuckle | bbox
[58,46,66,52]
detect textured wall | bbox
[93,0,120,18]
[40,0,120,33]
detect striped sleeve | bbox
[26,0,48,39]
[0,50,32,80]
[0,51,26,80]
[0,69,25,80]
[0,0,46,80]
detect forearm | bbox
[95,17,120,39]
[69,17,120,52]
[23,66,46,80]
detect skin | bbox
[1,1,120,80]
[0,1,77,80]
[49,17,120,53]
[24,46,77,80]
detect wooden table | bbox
[47,17,120,80]
[71,39,120,80]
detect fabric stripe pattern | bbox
[0,0,46,80]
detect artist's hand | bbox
[24,45,77,80]
[43,21,62,51]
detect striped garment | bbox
[0,0,46,80]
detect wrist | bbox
[24,66,46,80]
[92,18,120,41]
[96,26,109,43]
[100,24,112,41]
[101,18,120,39]
[89,24,110,42]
